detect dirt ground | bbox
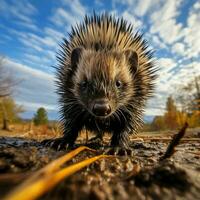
[0,129,200,200]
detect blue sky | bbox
[0,0,200,120]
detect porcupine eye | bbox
[115,80,122,88]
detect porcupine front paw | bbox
[88,135,103,144]
[85,136,104,150]
[41,137,74,151]
[104,133,133,156]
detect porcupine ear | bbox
[71,47,83,68]
[124,50,138,75]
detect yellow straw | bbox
[3,146,108,200]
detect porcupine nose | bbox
[92,100,111,116]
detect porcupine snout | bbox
[92,99,111,117]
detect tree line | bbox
[0,97,49,129]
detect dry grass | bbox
[0,122,199,142]
[0,122,62,141]
[0,122,102,142]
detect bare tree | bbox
[0,56,17,97]
[176,75,200,113]
[0,56,20,130]
[194,76,200,112]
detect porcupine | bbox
[43,13,157,154]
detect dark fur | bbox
[55,13,157,149]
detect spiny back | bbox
[60,13,153,67]
[57,13,156,98]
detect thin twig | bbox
[160,122,189,161]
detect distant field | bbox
[0,123,199,141]
[0,123,61,140]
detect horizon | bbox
[0,0,200,120]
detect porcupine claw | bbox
[41,139,52,146]
[104,146,134,156]
[41,138,73,151]
[88,136,103,145]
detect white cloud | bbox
[17,101,57,111]
[147,34,167,49]
[0,0,40,32]
[19,38,43,52]
[134,0,159,17]
[50,0,87,28]
[51,8,77,27]
[11,29,59,52]
[45,50,56,61]
[95,0,104,7]
[112,0,160,19]
[62,0,86,16]
[0,0,37,23]
[182,2,200,58]
[194,1,200,9]
[25,33,58,49]
[145,98,166,116]
[5,58,53,82]
[158,58,177,76]
[151,0,182,22]
[172,42,185,56]
[24,54,51,66]
[150,19,183,44]
[44,28,65,42]
[16,21,40,31]
[122,11,142,30]
[144,108,164,116]
[14,0,37,16]
[150,0,184,45]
